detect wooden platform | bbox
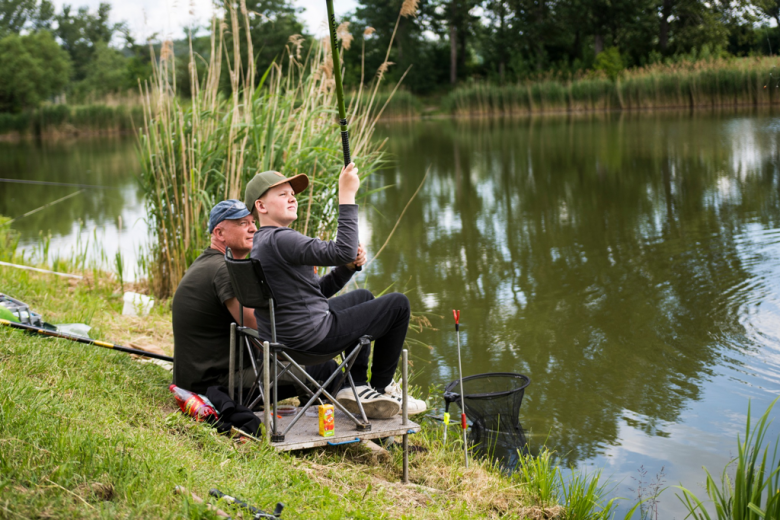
[258,408,421,451]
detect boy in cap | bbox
[172,199,339,399]
[245,164,426,419]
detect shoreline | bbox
[3,101,779,142]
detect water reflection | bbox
[0,138,147,278]
[365,112,780,474]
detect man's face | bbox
[215,215,257,254]
[257,182,298,226]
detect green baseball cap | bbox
[243,170,309,213]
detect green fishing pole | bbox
[325,0,351,168]
[326,0,361,271]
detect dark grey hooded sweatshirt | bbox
[250,204,358,349]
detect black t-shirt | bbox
[172,248,236,393]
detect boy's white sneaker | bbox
[380,380,427,415]
[336,384,401,419]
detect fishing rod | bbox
[0,318,174,362]
[453,310,468,467]
[325,0,361,272]
[210,489,284,519]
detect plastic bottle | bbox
[169,384,218,422]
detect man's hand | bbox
[347,243,367,271]
[338,162,360,205]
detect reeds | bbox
[138,2,404,298]
[676,397,780,520]
[443,57,780,115]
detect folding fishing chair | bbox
[223,248,372,442]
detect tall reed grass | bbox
[443,57,780,115]
[138,2,409,298]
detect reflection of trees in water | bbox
[366,113,780,464]
[0,138,140,239]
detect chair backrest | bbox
[224,248,275,309]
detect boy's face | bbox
[256,182,298,227]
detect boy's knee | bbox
[387,292,410,314]
[354,288,374,303]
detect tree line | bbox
[4,0,780,113]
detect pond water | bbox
[3,111,780,517]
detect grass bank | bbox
[443,57,780,115]
[0,263,564,519]
[0,104,142,140]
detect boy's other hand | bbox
[338,162,360,204]
[347,243,367,271]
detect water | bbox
[2,111,780,517]
[0,137,147,279]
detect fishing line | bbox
[2,189,84,225]
[0,178,118,189]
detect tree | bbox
[347,0,450,94]
[0,0,54,37]
[0,0,36,37]
[0,30,71,112]
[72,40,127,100]
[756,0,780,27]
[55,3,123,82]
[221,0,304,80]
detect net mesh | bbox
[444,372,530,467]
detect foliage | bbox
[513,446,646,519]
[676,397,780,520]
[71,41,130,101]
[0,0,53,37]
[594,47,624,81]
[0,104,142,136]
[54,2,124,83]
[0,30,71,112]
[442,56,780,114]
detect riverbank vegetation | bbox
[10,1,780,134]
[442,55,780,115]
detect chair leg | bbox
[346,370,369,426]
[271,350,282,442]
[276,346,371,438]
[229,323,236,400]
[263,341,270,443]
[238,335,244,406]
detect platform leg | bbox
[263,341,270,443]
[402,349,409,484]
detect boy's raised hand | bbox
[338,162,360,205]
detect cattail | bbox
[337,21,353,51]
[377,61,394,80]
[364,27,375,37]
[161,40,174,61]
[400,0,419,18]
[289,34,304,59]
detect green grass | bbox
[675,398,780,520]
[0,259,561,519]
